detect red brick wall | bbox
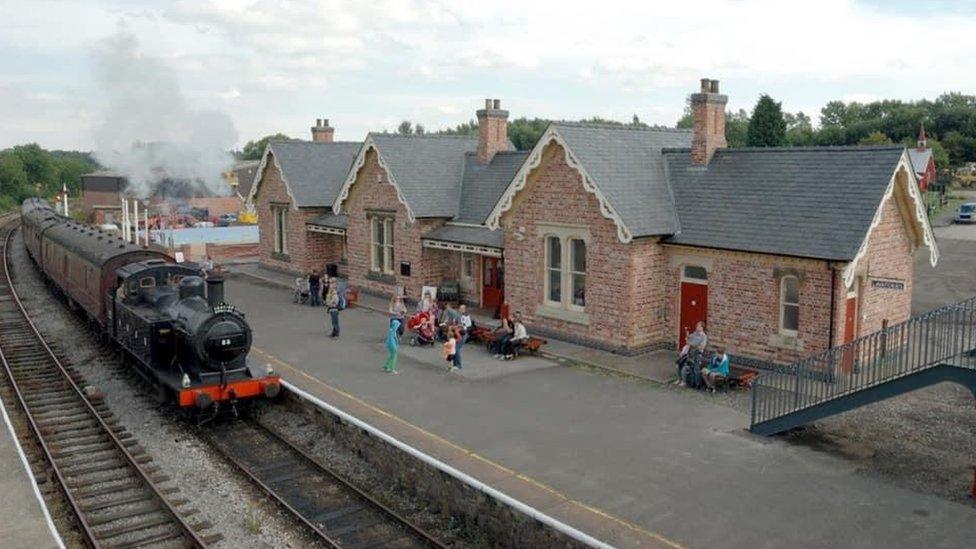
[204,242,260,263]
[341,149,448,299]
[664,247,836,364]
[253,155,329,275]
[501,142,643,350]
[857,190,915,335]
[187,196,243,219]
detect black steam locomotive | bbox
[20,198,279,414]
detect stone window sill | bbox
[536,304,590,326]
[366,271,396,285]
[271,251,290,262]
[769,333,804,352]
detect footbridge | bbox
[750,297,976,436]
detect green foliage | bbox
[747,94,787,147]
[726,109,750,147]
[859,131,894,145]
[238,133,298,161]
[0,143,98,211]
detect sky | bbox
[2,0,975,151]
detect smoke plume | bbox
[91,30,237,199]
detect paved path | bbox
[226,274,976,548]
[0,396,63,549]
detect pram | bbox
[293,277,310,304]
[406,311,436,346]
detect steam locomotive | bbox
[20,198,279,415]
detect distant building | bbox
[907,125,936,192]
[79,171,126,224]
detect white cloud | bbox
[2,0,976,149]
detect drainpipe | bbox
[828,262,836,349]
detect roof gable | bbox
[486,123,691,241]
[455,150,530,224]
[248,141,360,209]
[334,134,479,220]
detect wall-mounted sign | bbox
[871,279,905,291]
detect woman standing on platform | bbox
[325,280,340,338]
[384,319,401,374]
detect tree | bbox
[747,94,787,147]
[858,131,893,146]
[239,133,298,161]
[397,121,413,135]
[12,143,57,192]
[726,109,750,147]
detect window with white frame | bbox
[544,235,587,310]
[272,205,287,254]
[370,216,394,273]
[779,275,800,335]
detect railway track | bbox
[0,216,217,548]
[205,418,447,549]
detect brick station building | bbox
[253,80,939,366]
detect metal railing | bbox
[751,297,976,429]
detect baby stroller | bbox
[293,277,309,304]
[406,311,436,346]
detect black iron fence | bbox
[750,297,976,429]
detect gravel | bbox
[8,231,323,548]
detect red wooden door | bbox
[841,296,857,373]
[482,257,504,311]
[679,282,708,348]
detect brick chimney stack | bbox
[690,79,727,166]
[311,118,335,143]
[476,98,509,165]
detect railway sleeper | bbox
[104,526,189,549]
[79,492,155,513]
[87,503,164,527]
[62,457,129,477]
[92,513,174,540]
[66,468,140,488]
[73,478,155,499]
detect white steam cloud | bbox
[91,30,237,199]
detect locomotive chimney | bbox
[206,276,225,308]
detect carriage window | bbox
[139,277,156,288]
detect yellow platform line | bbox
[252,345,684,549]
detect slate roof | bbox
[550,123,693,236]
[232,160,260,198]
[308,212,348,229]
[368,134,480,218]
[263,141,361,208]
[455,150,531,224]
[422,224,505,248]
[907,148,932,175]
[663,146,907,260]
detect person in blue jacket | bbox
[701,348,730,392]
[384,318,401,374]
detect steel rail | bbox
[205,418,447,548]
[0,216,208,548]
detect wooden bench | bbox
[517,336,547,356]
[714,368,758,392]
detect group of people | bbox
[675,321,730,392]
[293,269,344,338]
[489,311,529,360]
[383,291,475,374]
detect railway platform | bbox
[0,396,63,549]
[224,267,976,549]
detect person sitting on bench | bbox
[701,348,730,392]
[502,312,529,360]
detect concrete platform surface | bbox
[225,274,976,549]
[0,396,63,549]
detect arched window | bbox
[779,276,800,335]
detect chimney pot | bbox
[690,78,728,166]
[316,118,322,126]
[476,98,510,165]
[323,118,329,127]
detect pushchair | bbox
[293,277,309,304]
[406,311,436,346]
